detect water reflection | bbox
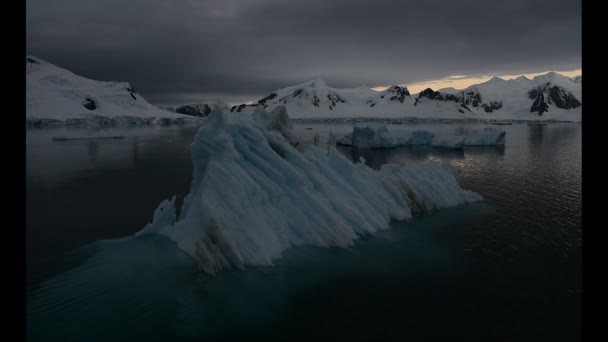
[339,144,506,170]
[26,122,581,342]
[87,140,99,159]
[26,127,197,288]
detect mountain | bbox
[26,56,195,125]
[173,100,229,117]
[232,72,581,121]
[431,72,581,117]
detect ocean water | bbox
[26,122,581,341]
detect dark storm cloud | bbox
[26,0,581,104]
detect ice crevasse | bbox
[137,106,483,274]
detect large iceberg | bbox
[337,123,506,149]
[138,106,482,274]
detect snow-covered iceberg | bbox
[338,123,506,149]
[137,106,482,274]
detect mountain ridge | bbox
[228,72,581,121]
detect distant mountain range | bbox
[226,73,581,121]
[26,55,582,124]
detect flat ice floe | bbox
[138,106,483,274]
[337,123,506,149]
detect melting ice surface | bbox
[137,107,482,274]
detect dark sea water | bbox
[26,122,581,341]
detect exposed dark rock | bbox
[528,83,580,115]
[385,85,411,102]
[458,109,464,114]
[175,104,212,117]
[460,103,471,112]
[548,86,581,109]
[313,95,320,107]
[420,88,444,100]
[327,93,344,107]
[415,88,447,105]
[460,90,482,107]
[530,91,549,115]
[26,57,39,64]
[257,92,278,105]
[237,104,248,112]
[230,105,237,112]
[83,98,96,110]
[370,103,376,107]
[126,86,137,100]
[482,101,503,113]
[528,87,543,100]
[293,89,303,97]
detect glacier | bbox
[137,106,483,274]
[337,123,506,149]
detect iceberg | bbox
[338,124,506,148]
[431,135,465,149]
[138,106,482,274]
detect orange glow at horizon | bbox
[372,69,582,94]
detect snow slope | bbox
[232,73,581,122]
[26,56,196,124]
[137,106,482,274]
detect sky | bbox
[26,0,581,106]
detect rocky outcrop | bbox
[83,98,96,110]
[414,88,461,105]
[528,83,581,115]
[385,85,411,102]
[176,104,213,117]
[481,101,503,113]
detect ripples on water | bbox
[26,123,581,341]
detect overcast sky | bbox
[26,0,581,105]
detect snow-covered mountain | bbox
[232,72,582,121]
[26,56,195,125]
[172,100,229,117]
